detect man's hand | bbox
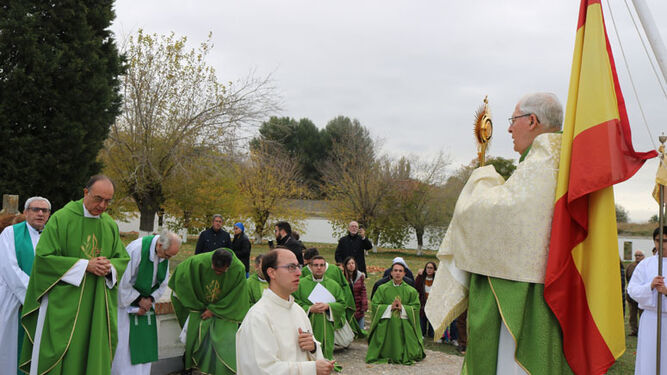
[297,328,315,352]
[200,309,214,320]
[653,276,667,295]
[86,257,111,276]
[309,303,329,314]
[359,228,366,238]
[136,307,147,316]
[651,276,665,291]
[138,297,152,311]
[315,359,335,375]
[391,297,401,311]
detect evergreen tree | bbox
[0,0,123,209]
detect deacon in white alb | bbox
[627,227,667,375]
[0,196,51,374]
[111,230,181,375]
[236,248,335,375]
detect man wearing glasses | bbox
[20,175,130,375]
[111,229,181,375]
[0,196,51,373]
[426,93,570,374]
[236,248,335,375]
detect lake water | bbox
[115,214,652,258]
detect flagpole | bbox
[632,0,667,84]
[658,134,666,375]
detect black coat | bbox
[195,227,231,255]
[335,233,373,274]
[231,233,252,273]
[277,235,305,265]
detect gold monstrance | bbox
[474,96,493,166]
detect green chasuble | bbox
[247,273,268,307]
[292,276,346,371]
[302,264,364,337]
[129,235,169,365]
[366,281,424,365]
[169,249,249,375]
[19,199,129,375]
[463,274,573,375]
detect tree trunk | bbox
[139,205,157,233]
[416,227,424,256]
[133,186,164,234]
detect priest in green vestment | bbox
[302,248,364,338]
[19,175,130,375]
[366,262,424,365]
[247,254,268,306]
[169,248,249,375]
[292,255,346,370]
[425,93,573,374]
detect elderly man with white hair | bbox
[111,229,181,375]
[0,196,51,374]
[426,93,573,374]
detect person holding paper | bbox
[293,255,347,370]
[366,261,424,365]
[111,230,180,375]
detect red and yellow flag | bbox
[544,1,657,374]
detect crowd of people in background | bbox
[0,173,665,375]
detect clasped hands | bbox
[86,256,111,276]
[135,297,153,316]
[651,276,667,295]
[309,302,329,314]
[391,297,402,311]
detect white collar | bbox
[392,280,403,287]
[264,287,294,308]
[26,223,42,235]
[82,204,100,218]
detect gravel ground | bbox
[333,340,464,374]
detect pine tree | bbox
[0,0,123,209]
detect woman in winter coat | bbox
[415,261,437,338]
[343,256,368,329]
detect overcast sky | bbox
[110,0,667,222]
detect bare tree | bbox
[100,30,278,233]
[237,141,308,243]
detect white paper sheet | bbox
[307,283,336,304]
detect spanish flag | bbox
[543,1,657,374]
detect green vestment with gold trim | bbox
[19,199,129,375]
[169,249,249,375]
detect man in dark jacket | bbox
[274,221,305,265]
[371,257,416,299]
[194,214,231,255]
[335,221,373,275]
[231,222,252,277]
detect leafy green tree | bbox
[0,0,123,209]
[253,116,328,193]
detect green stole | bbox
[292,276,345,371]
[366,281,424,365]
[128,235,168,364]
[169,249,249,375]
[19,199,130,375]
[462,274,573,374]
[13,221,34,375]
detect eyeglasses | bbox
[27,207,50,214]
[275,263,302,273]
[90,194,113,205]
[654,238,667,242]
[508,113,532,126]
